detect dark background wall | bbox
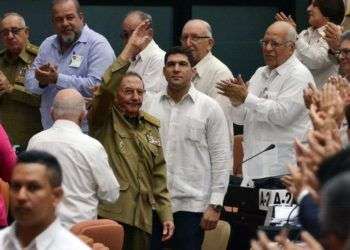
[0,0,309,79]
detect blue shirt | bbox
[25,25,115,130]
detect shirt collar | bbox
[133,40,157,62]
[307,25,326,37]
[52,24,88,50]
[263,53,297,78]
[3,43,32,64]
[193,52,212,78]
[160,84,197,104]
[52,119,82,132]
[5,219,61,249]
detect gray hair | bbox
[1,12,26,27]
[125,10,152,23]
[285,24,297,43]
[52,89,86,120]
[186,19,213,38]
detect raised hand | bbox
[120,20,152,61]
[216,75,248,106]
[274,12,296,29]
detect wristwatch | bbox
[209,204,223,213]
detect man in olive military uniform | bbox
[0,12,42,147]
[88,21,174,250]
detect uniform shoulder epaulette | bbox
[142,111,160,127]
[25,43,38,55]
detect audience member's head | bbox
[317,146,350,187]
[310,0,345,26]
[320,172,350,250]
[51,0,84,47]
[261,21,297,69]
[114,71,145,118]
[0,12,29,56]
[339,31,350,80]
[163,46,195,94]
[51,88,86,125]
[10,150,63,228]
[121,10,153,45]
[180,19,214,65]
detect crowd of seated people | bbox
[0,0,350,249]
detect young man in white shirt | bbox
[0,150,90,250]
[144,46,231,250]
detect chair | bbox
[71,219,124,250]
[201,220,231,250]
[0,178,9,212]
[233,135,244,176]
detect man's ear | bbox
[52,187,63,207]
[208,37,215,51]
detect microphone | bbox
[242,144,275,163]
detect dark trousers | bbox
[150,211,204,250]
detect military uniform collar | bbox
[1,42,32,64]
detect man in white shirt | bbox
[144,46,231,250]
[276,0,345,87]
[0,150,90,249]
[120,10,166,95]
[217,21,313,179]
[180,19,234,144]
[27,88,119,228]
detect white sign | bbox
[259,189,293,211]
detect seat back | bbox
[0,178,9,212]
[202,220,231,250]
[71,219,124,250]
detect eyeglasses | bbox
[259,39,290,49]
[0,27,26,37]
[120,30,134,40]
[180,35,210,44]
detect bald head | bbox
[262,21,297,69]
[181,19,214,64]
[52,89,86,124]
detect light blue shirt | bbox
[25,25,115,130]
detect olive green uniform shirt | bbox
[0,42,42,145]
[88,57,173,234]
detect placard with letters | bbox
[258,189,293,211]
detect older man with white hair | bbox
[27,88,119,228]
[217,21,314,179]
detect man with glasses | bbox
[338,31,350,81]
[120,10,166,95]
[217,21,314,179]
[180,19,234,165]
[0,12,42,148]
[25,0,115,132]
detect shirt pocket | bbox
[266,90,278,100]
[185,117,205,143]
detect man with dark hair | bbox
[320,172,350,250]
[89,20,173,250]
[120,10,166,95]
[338,31,350,81]
[27,88,119,228]
[0,12,42,146]
[25,0,115,132]
[0,150,90,249]
[144,46,231,250]
[276,0,345,86]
